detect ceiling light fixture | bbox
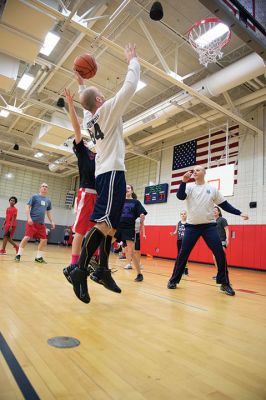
[0,110,10,118]
[195,22,230,47]
[136,80,147,92]
[17,74,34,90]
[34,152,44,158]
[40,32,60,56]
[48,163,60,172]
[168,71,182,81]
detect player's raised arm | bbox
[64,88,82,144]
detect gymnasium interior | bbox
[0,0,265,399]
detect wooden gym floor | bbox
[0,243,265,400]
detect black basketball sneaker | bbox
[69,266,90,304]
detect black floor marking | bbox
[0,333,40,400]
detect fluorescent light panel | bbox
[168,71,182,81]
[18,74,34,90]
[40,32,60,56]
[34,152,44,158]
[136,80,147,92]
[0,110,10,118]
[195,23,229,47]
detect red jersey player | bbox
[0,196,19,255]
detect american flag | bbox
[170,125,239,193]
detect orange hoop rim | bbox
[188,17,231,50]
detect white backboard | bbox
[206,164,235,196]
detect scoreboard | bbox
[144,183,168,204]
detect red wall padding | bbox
[140,225,266,270]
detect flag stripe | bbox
[172,151,238,179]
[197,133,239,149]
[199,125,239,141]
[197,142,238,158]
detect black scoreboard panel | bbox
[144,183,168,204]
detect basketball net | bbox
[188,18,231,67]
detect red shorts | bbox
[25,222,47,240]
[4,225,16,238]
[72,188,97,236]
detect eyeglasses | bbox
[41,185,48,188]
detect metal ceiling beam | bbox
[137,18,171,74]
[125,136,159,163]
[129,89,266,148]
[37,2,108,94]
[222,91,237,112]
[25,0,263,135]
[0,159,62,176]
[93,0,132,44]
[1,87,265,155]
[0,140,49,164]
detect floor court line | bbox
[137,288,208,311]
[115,263,266,297]
[0,333,40,400]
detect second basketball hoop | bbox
[188,18,231,67]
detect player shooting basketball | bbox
[64,43,140,303]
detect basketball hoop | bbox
[188,18,231,67]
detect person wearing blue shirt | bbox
[15,183,55,263]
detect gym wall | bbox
[126,104,266,270]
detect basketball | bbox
[73,53,97,79]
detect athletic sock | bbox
[18,247,24,256]
[78,227,104,270]
[36,251,44,259]
[71,254,79,265]
[99,235,112,268]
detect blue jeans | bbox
[169,223,229,285]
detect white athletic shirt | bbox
[81,58,140,176]
[185,182,225,224]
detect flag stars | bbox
[172,140,196,170]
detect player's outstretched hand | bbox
[182,171,192,183]
[240,213,249,220]
[64,88,75,105]
[124,43,137,64]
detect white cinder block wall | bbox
[1,106,265,228]
[125,104,266,227]
[125,157,157,199]
[0,164,76,226]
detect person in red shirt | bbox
[0,196,19,255]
